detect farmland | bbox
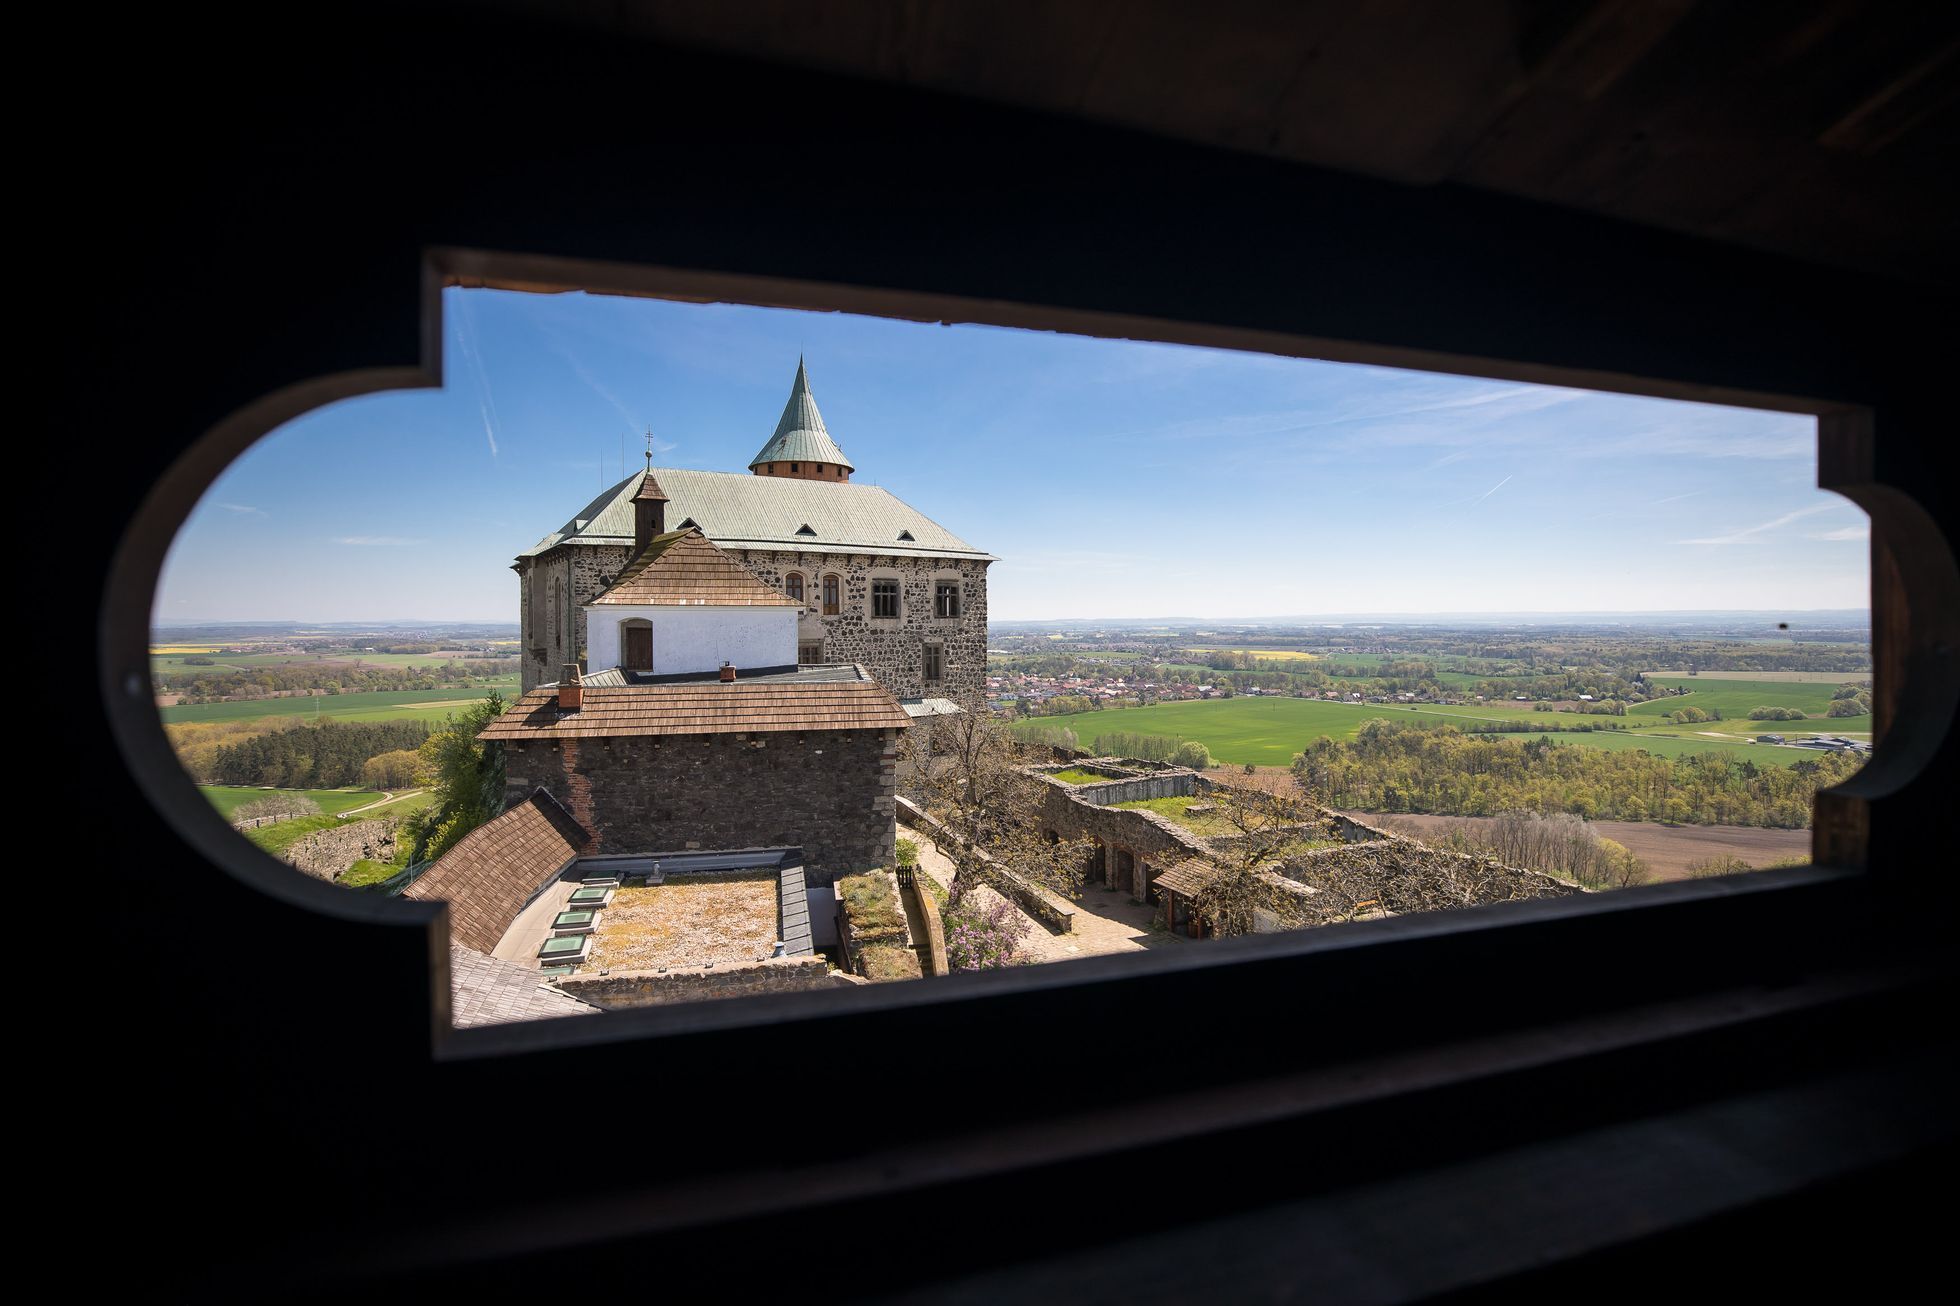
[161,683,515,725]
[201,785,401,820]
[1024,696,1821,768]
[1636,675,1869,730]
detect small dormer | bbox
[795,523,817,537]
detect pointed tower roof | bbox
[748,358,854,472]
[632,470,669,502]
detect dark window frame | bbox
[935,580,960,620]
[97,250,1923,1087]
[821,573,840,615]
[871,577,900,619]
[784,571,804,603]
[923,640,944,683]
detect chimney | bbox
[720,661,737,683]
[558,664,583,711]
[633,472,669,555]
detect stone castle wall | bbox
[519,544,987,702]
[502,727,900,883]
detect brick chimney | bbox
[633,471,669,556]
[558,664,583,711]
[720,661,737,683]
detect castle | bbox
[514,359,994,707]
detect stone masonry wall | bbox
[735,551,989,706]
[502,727,900,884]
[1032,775,1209,900]
[284,817,398,882]
[519,545,987,704]
[520,544,632,691]
[558,956,848,1008]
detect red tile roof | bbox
[405,790,588,953]
[591,528,798,607]
[478,677,911,740]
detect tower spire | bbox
[747,358,854,481]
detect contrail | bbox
[1473,474,1512,502]
[454,294,502,458]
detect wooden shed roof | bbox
[1152,860,1221,897]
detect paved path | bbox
[910,832,1190,964]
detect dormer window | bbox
[897,529,915,542]
[795,523,817,537]
[677,517,697,530]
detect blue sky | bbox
[156,287,1869,624]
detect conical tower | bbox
[748,357,854,481]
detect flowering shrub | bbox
[943,891,1031,971]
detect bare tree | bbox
[1186,779,1338,937]
[901,710,1091,905]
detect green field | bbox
[201,786,393,819]
[161,683,515,725]
[1636,676,1870,730]
[1029,696,1814,768]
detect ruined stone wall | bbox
[284,817,398,882]
[502,727,900,884]
[1033,777,1209,900]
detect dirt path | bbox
[340,788,425,817]
[910,832,1188,963]
[1347,811,1809,881]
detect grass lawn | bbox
[201,785,388,819]
[1050,768,1112,784]
[160,684,515,724]
[1033,697,1810,768]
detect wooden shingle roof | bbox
[590,528,799,607]
[405,790,588,953]
[478,674,911,741]
[1151,860,1220,897]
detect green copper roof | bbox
[520,468,993,562]
[748,358,854,472]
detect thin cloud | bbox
[334,535,428,547]
[454,294,502,458]
[217,502,266,517]
[1680,505,1831,545]
[1650,490,1703,506]
[1810,524,1870,542]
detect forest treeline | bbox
[203,719,433,788]
[158,658,519,704]
[1290,720,1864,829]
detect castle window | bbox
[799,641,824,665]
[935,581,960,619]
[822,573,840,615]
[923,641,943,683]
[791,462,800,473]
[621,618,653,671]
[872,578,900,619]
[785,571,804,602]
